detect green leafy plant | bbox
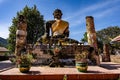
[9,57,16,64]
[16,53,33,67]
[48,44,62,55]
[75,50,88,62]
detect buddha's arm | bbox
[64,27,69,37]
[45,20,55,38]
[45,22,51,38]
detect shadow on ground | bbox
[100,63,120,70]
[0,60,15,72]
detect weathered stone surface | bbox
[102,44,111,62]
[86,16,100,66]
[15,15,27,56]
[86,16,98,49]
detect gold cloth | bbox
[52,20,68,36]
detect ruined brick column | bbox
[15,15,27,56]
[102,44,111,62]
[86,16,98,49]
[86,16,100,65]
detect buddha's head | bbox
[53,9,63,20]
[19,15,25,22]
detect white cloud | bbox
[65,0,120,20]
[0,31,9,39]
[0,23,10,39]
[65,1,112,20]
[68,16,85,28]
[94,6,119,18]
[64,0,120,29]
[65,0,120,41]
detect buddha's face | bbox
[53,9,62,19]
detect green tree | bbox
[0,37,8,47]
[0,43,2,46]
[81,26,120,52]
[8,5,45,52]
[81,32,87,43]
[97,26,120,53]
[81,26,120,43]
[97,26,120,44]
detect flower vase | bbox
[19,65,31,73]
[76,59,88,72]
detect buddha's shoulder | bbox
[46,20,55,24]
[61,20,69,24]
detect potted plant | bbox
[16,53,33,73]
[49,44,64,67]
[75,49,88,72]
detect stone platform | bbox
[0,61,120,80]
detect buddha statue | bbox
[36,9,70,67]
[37,9,69,43]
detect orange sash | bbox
[52,20,68,36]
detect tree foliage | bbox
[8,5,45,52]
[81,26,120,51]
[0,37,8,47]
[97,26,120,44]
[97,26,120,52]
[81,32,87,43]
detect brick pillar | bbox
[86,16,100,66]
[15,15,27,56]
[102,44,111,62]
[86,16,98,49]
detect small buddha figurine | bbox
[42,9,69,39]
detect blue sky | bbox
[0,0,120,41]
